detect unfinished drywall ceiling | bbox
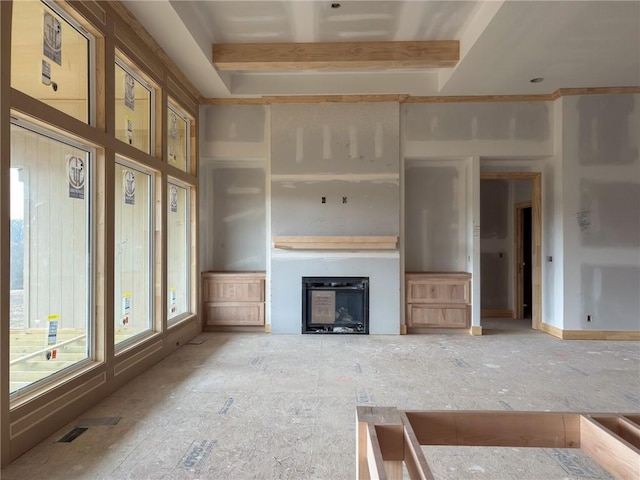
[126,1,639,97]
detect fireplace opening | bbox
[302,277,369,334]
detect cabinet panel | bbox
[204,279,264,303]
[408,305,469,328]
[201,272,266,328]
[204,302,264,326]
[405,272,471,330]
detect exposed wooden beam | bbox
[212,41,459,71]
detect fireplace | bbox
[302,277,369,334]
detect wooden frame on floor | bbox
[356,406,640,480]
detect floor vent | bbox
[57,427,88,443]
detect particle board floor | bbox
[2,324,639,479]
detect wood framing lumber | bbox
[580,415,640,480]
[213,41,459,71]
[273,236,398,250]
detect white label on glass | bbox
[67,156,85,200]
[170,186,178,213]
[123,170,135,205]
[43,12,62,66]
[124,73,135,110]
[170,288,177,313]
[41,60,51,85]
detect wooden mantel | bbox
[273,236,398,250]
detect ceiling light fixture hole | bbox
[331,3,341,8]
[530,77,544,83]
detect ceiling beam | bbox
[212,41,459,71]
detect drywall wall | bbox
[271,103,399,176]
[561,93,640,331]
[199,162,266,271]
[200,105,269,159]
[270,253,400,334]
[271,179,399,236]
[403,102,553,158]
[404,161,469,271]
[270,103,400,334]
[199,104,268,273]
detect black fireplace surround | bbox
[302,277,369,334]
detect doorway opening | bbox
[515,203,533,319]
[479,172,541,332]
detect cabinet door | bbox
[408,305,469,328]
[203,276,264,302]
[406,279,469,304]
[204,302,265,326]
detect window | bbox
[167,102,189,172]
[11,0,92,123]
[114,159,154,348]
[9,120,93,395]
[167,181,190,325]
[115,57,153,154]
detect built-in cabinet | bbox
[405,272,472,329]
[202,272,265,328]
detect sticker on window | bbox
[170,287,177,313]
[124,73,135,110]
[125,117,133,144]
[123,170,135,205]
[42,60,52,85]
[43,11,62,66]
[122,292,131,326]
[67,156,85,199]
[170,185,178,213]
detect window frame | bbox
[166,178,192,327]
[113,156,156,353]
[167,100,191,172]
[9,114,97,401]
[114,54,156,154]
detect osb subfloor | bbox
[2,321,639,479]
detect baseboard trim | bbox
[541,323,639,340]
[400,324,407,335]
[264,324,271,333]
[541,322,563,339]
[562,330,640,341]
[481,309,514,318]
[469,326,483,336]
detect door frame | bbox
[514,201,532,320]
[480,172,541,330]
